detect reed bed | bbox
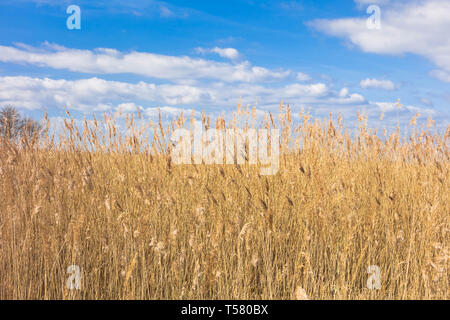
[0,104,448,299]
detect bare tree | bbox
[0,106,22,140]
[0,106,41,142]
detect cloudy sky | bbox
[0,0,449,129]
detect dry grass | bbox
[0,105,448,299]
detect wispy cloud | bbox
[0,43,289,83]
[429,69,450,83]
[159,5,174,18]
[279,1,303,12]
[9,0,190,18]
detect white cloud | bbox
[372,101,435,115]
[360,78,396,90]
[296,72,311,81]
[0,42,356,115]
[310,0,450,82]
[0,43,289,83]
[329,88,365,104]
[339,87,349,97]
[278,83,327,98]
[373,102,397,112]
[196,47,241,61]
[116,102,143,113]
[0,76,367,114]
[5,75,444,127]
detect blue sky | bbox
[0,0,449,130]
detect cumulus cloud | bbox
[309,0,450,83]
[0,76,367,114]
[4,75,443,128]
[195,47,241,61]
[329,88,365,105]
[0,43,289,83]
[360,78,396,90]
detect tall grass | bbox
[0,105,448,299]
